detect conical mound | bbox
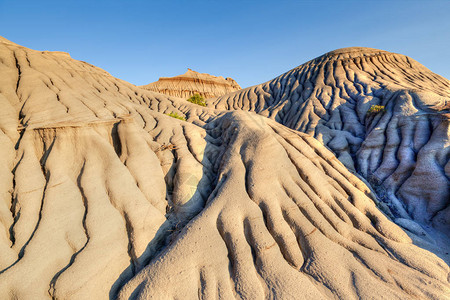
[211,47,450,235]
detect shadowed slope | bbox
[210,47,450,234]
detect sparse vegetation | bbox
[187,93,206,106]
[166,112,186,121]
[367,105,386,115]
[156,143,178,152]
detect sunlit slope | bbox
[0,36,216,298]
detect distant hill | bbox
[141,68,241,99]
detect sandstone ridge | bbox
[141,68,241,99]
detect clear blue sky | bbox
[1,0,449,88]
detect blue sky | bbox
[1,0,449,88]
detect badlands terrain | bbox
[0,36,448,299]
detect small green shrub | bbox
[367,105,386,115]
[166,112,186,121]
[187,94,206,106]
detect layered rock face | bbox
[0,37,449,299]
[141,68,241,99]
[211,47,450,235]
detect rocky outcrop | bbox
[211,47,450,235]
[141,68,241,99]
[0,38,448,299]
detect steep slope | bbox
[210,47,450,235]
[0,38,448,299]
[141,68,241,99]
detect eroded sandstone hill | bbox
[211,47,450,235]
[0,36,448,299]
[141,68,241,99]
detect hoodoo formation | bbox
[141,68,242,99]
[0,36,448,299]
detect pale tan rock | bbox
[0,37,448,300]
[141,68,241,99]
